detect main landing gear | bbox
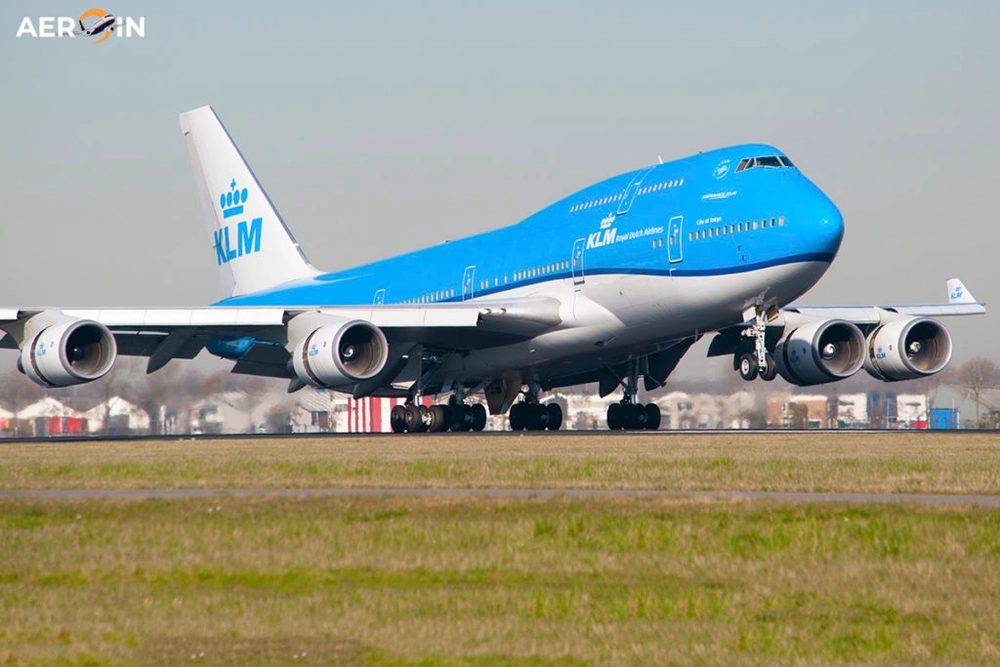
[737,303,777,382]
[606,359,660,430]
[390,394,487,433]
[509,401,563,431]
[508,383,563,431]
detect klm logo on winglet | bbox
[214,178,262,265]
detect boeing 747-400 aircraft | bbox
[0,106,986,432]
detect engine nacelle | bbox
[864,317,952,381]
[291,319,389,388]
[774,319,866,386]
[19,318,118,387]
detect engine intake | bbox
[19,318,118,387]
[291,319,389,388]
[864,317,952,381]
[774,319,866,386]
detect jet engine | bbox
[864,317,952,381]
[18,318,118,387]
[774,319,866,386]
[290,319,389,389]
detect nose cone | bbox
[813,195,844,258]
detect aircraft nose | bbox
[813,195,844,256]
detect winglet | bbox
[947,278,978,305]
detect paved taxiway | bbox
[3,487,999,507]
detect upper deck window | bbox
[735,155,795,173]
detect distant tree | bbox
[788,403,809,429]
[265,403,294,434]
[740,409,768,429]
[957,357,1000,427]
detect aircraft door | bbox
[571,238,586,286]
[667,216,683,263]
[462,265,476,301]
[373,289,386,305]
[617,167,654,215]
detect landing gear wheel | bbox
[607,403,625,430]
[427,405,447,432]
[509,403,526,431]
[738,353,759,381]
[759,352,777,381]
[470,404,487,432]
[545,403,563,431]
[403,405,424,433]
[643,403,661,430]
[390,405,407,433]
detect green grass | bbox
[2,432,1000,493]
[4,432,1000,663]
[3,496,1000,664]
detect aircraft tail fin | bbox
[179,106,319,299]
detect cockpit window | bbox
[735,155,795,173]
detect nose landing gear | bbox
[737,303,778,382]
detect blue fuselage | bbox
[222,144,842,309]
[219,144,843,388]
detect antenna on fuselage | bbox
[657,155,663,164]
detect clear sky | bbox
[1,1,997,381]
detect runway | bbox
[3,487,999,507]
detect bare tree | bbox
[957,357,1000,427]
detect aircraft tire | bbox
[403,405,424,433]
[390,405,407,433]
[643,403,661,430]
[738,353,759,381]
[760,352,778,381]
[427,405,448,432]
[509,403,526,431]
[545,402,563,431]
[607,403,625,430]
[471,403,487,432]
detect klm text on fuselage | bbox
[215,218,262,265]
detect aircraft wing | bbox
[706,278,984,363]
[781,278,985,323]
[0,297,565,380]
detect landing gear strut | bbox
[606,360,661,430]
[737,304,777,382]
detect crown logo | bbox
[220,178,248,219]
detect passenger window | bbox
[753,220,758,230]
[779,216,785,226]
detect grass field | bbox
[2,431,1000,494]
[2,432,1000,664]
